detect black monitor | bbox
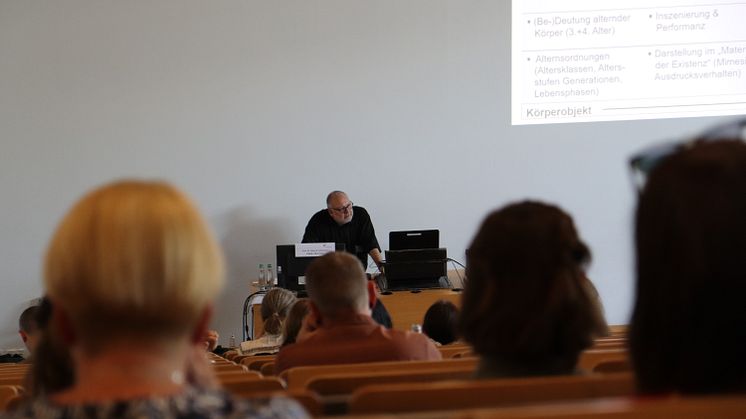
[276,243,345,295]
[386,229,444,290]
[389,229,439,250]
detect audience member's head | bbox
[305,251,374,320]
[282,299,310,347]
[41,180,225,404]
[26,297,74,397]
[631,140,746,394]
[45,180,223,355]
[275,251,441,374]
[422,300,459,346]
[260,288,297,337]
[18,305,40,354]
[460,201,607,378]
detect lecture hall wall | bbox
[0,1,729,351]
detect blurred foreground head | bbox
[631,140,746,394]
[460,201,606,377]
[44,180,224,354]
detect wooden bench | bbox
[348,372,635,414]
[455,395,746,419]
[239,354,276,371]
[260,362,276,376]
[0,385,23,412]
[307,367,476,397]
[577,349,627,371]
[220,377,285,394]
[282,357,477,390]
[438,344,472,358]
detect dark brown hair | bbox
[18,305,39,334]
[26,298,74,397]
[631,140,746,394]
[459,201,606,376]
[282,299,310,347]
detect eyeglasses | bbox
[330,202,353,214]
[629,118,746,192]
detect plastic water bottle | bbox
[266,263,276,286]
[258,264,266,288]
[229,334,236,348]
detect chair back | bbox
[284,357,477,390]
[348,372,635,414]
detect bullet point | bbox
[527,57,531,61]
[648,52,652,56]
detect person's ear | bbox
[18,330,28,344]
[367,280,377,309]
[191,305,213,345]
[308,301,323,326]
[53,305,76,346]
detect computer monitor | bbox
[276,243,345,295]
[384,227,447,290]
[389,229,439,250]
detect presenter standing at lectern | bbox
[302,191,384,271]
[302,190,392,328]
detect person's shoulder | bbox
[385,329,442,359]
[308,209,331,223]
[177,390,311,418]
[203,391,309,419]
[275,342,308,375]
[7,390,310,419]
[277,338,312,360]
[352,206,372,220]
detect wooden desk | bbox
[377,288,462,331]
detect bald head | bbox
[305,252,370,318]
[326,191,347,206]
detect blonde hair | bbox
[44,180,224,350]
[260,288,297,336]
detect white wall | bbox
[0,0,729,350]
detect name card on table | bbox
[295,243,336,257]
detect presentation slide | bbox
[512,1,746,125]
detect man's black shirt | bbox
[302,206,380,269]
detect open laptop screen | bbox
[389,230,439,251]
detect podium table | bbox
[377,288,462,331]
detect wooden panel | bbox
[377,289,462,331]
